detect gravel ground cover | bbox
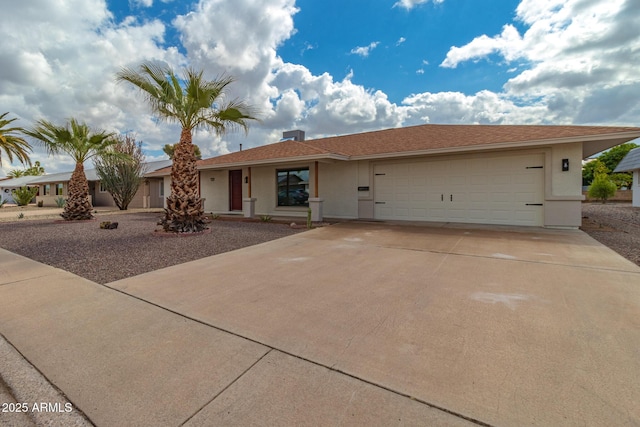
[0,213,303,284]
[581,203,640,266]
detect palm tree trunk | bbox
[161,128,207,232]
[61,163,94,220]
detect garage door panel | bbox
[374,154,544,226]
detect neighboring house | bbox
[152,124,640,228]
[613,146,640,207]
[0,175,42,204]
[24,160,172,208]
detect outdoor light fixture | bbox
[562,158,569,171]
[210,177,215,182]
[244,176,249,183]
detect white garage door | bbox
[374,154,544,226]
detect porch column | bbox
[243,167,256,218]
[309,161,324,222]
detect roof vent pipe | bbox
[239,143,242,151]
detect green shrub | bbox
[588,174,617,203]
[12,186,38,206]
[37,200,44,207]
[260,215,272,222]
[55,197,66,208]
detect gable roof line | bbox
[614,146,640,172]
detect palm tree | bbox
[0,112,32,167]
[116,62,258,233]
[24,118,115,220]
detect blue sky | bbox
[278,0,524,99]
[1,0,639,175]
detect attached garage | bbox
[373,153,545,226]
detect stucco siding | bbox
[318,162,358,218]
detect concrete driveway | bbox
[1,222,639,426]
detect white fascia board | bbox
[197,153,348,170]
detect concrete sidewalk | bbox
[0,245,470,426]
[1,222,639,426]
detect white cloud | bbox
[441,24,524,68]
[350,41,380,57]
[401,90,548,125]
[396,37,406,45]
[440,0,640,124]
[393,0,445,10]
[1,0,638,176]
[130,0,153,7]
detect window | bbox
[159,182,164,197]
[43,184,51,196]
[277,168,309,207]
[99,182,107,193]
[55,183,64,195]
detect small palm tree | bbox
[116,62,258,233]
[24,118,115,220]
[0,112,32,167]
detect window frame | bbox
[276,168,309,207]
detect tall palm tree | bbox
[116,62,258,233]
[0,112,32,167]
[24,118,115,220]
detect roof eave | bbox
[197,153,349,170]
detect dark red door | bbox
[229,170,243,211]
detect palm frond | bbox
[116,62,259,133]
[25,118,115,163]
[0,112,32,166]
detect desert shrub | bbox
[12,186,37,206]
[55,196,66,208]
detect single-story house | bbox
[0,175,42,204]
[614,146,640,207]
[0,160,172,208]
[153,124,640,228]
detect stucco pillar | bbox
[308,197,323,222]
[243,197,256,218]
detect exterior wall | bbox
[357,160,374,219]
[200,169,230,212]
[35,182,71,207]
[635,170,640,207]
[147,179,165,208]
[127,184,146,209]
[93,182,116,207]
[1,188,16,204]
[317,161,358,219]
[544,142,584,228]
[199,162,358,219]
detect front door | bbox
[229,170,243,211]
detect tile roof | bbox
[307,124,640,157]
[614,147,640,172]
[148,124,640,173]
[198,140,336,167]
